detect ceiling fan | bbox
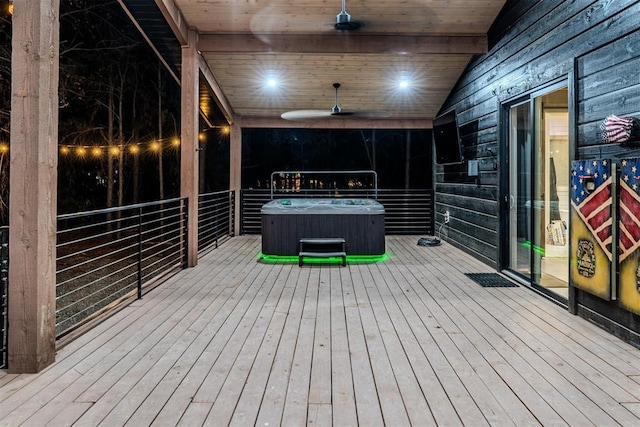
[280,83,391,121]
[335,0,362,31]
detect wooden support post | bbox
[230,119,242,236]
[181,29,199,267]
[8,0,60,373]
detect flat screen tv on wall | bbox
[433,110,463,165]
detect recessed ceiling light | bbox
[266,78,277,88]
[399,80,409,89]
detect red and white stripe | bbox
[572,176,613,260]
[604,115,634,143]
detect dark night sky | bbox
[242,128,433,190]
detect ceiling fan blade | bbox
[281,83,391,121]
[281,110,391,121]
[281,110,333,120]
[345,110,392,119]
[330,110,355,116]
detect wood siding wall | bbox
[436,0,640,268]
[436,0,640,339]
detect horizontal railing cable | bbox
[198,190,235,254]
[56,198,188,338]
[241,188,433,235]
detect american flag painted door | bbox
[618,158,640,314]
[569,159,615,300]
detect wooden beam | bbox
[198,55,235,125]
[154,0,189,45]
[198,34,488,55]
[230,118,242,236]
[8,0,60,373]
[240,116,433,130]
[181,29,199,267]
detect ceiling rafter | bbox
[154,0,189,45]
[241,117,432,130]
[198,55,235,124]
[122,0,509,124]
[198,34,488,55]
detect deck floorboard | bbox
[2,235,639,426]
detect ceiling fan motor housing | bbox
[335,3,362,30]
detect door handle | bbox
[504,195,515,209]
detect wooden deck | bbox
[1,235,640,426]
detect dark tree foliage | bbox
[199,123,231,193]
[57,0,182,213]
[242,128,432,190]
[0,0,183,221]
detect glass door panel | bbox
[508,102,532,278]
[534,90,569,298]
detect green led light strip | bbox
[259,253,388,264]
[521,241,545,256]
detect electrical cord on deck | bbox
[417,220,447,247]
[417,236,440,246]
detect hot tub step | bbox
[298,251,347,267]
[299,237,347,266]
[299,237,345,245]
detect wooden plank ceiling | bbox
[160,0,508,126]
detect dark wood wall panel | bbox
[576,29,640,76]
[437,193,498,217]
[579,60,640,101]
[576,29,640,151]
[442,227,499,269]
[446,1,597,110]
[450,0,638,120]
[435,183,498,200]
[436,0,640,268]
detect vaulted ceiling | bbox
[121,0,508,128]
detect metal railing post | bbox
[230,190,235,237]
[54,198,196,338]
[137,206,143,299]
[183,199,189,268]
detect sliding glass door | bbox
[504,87,569,299]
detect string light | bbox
[59,136,181,157]
[0,143,9,154]
[200,125,231,138]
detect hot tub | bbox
[261,198,385,256]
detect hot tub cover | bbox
[261,198,385,214]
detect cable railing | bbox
[1,191,239,364]
[56,199,187,338]
[198,190,235,254]
[241,188,434,235]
